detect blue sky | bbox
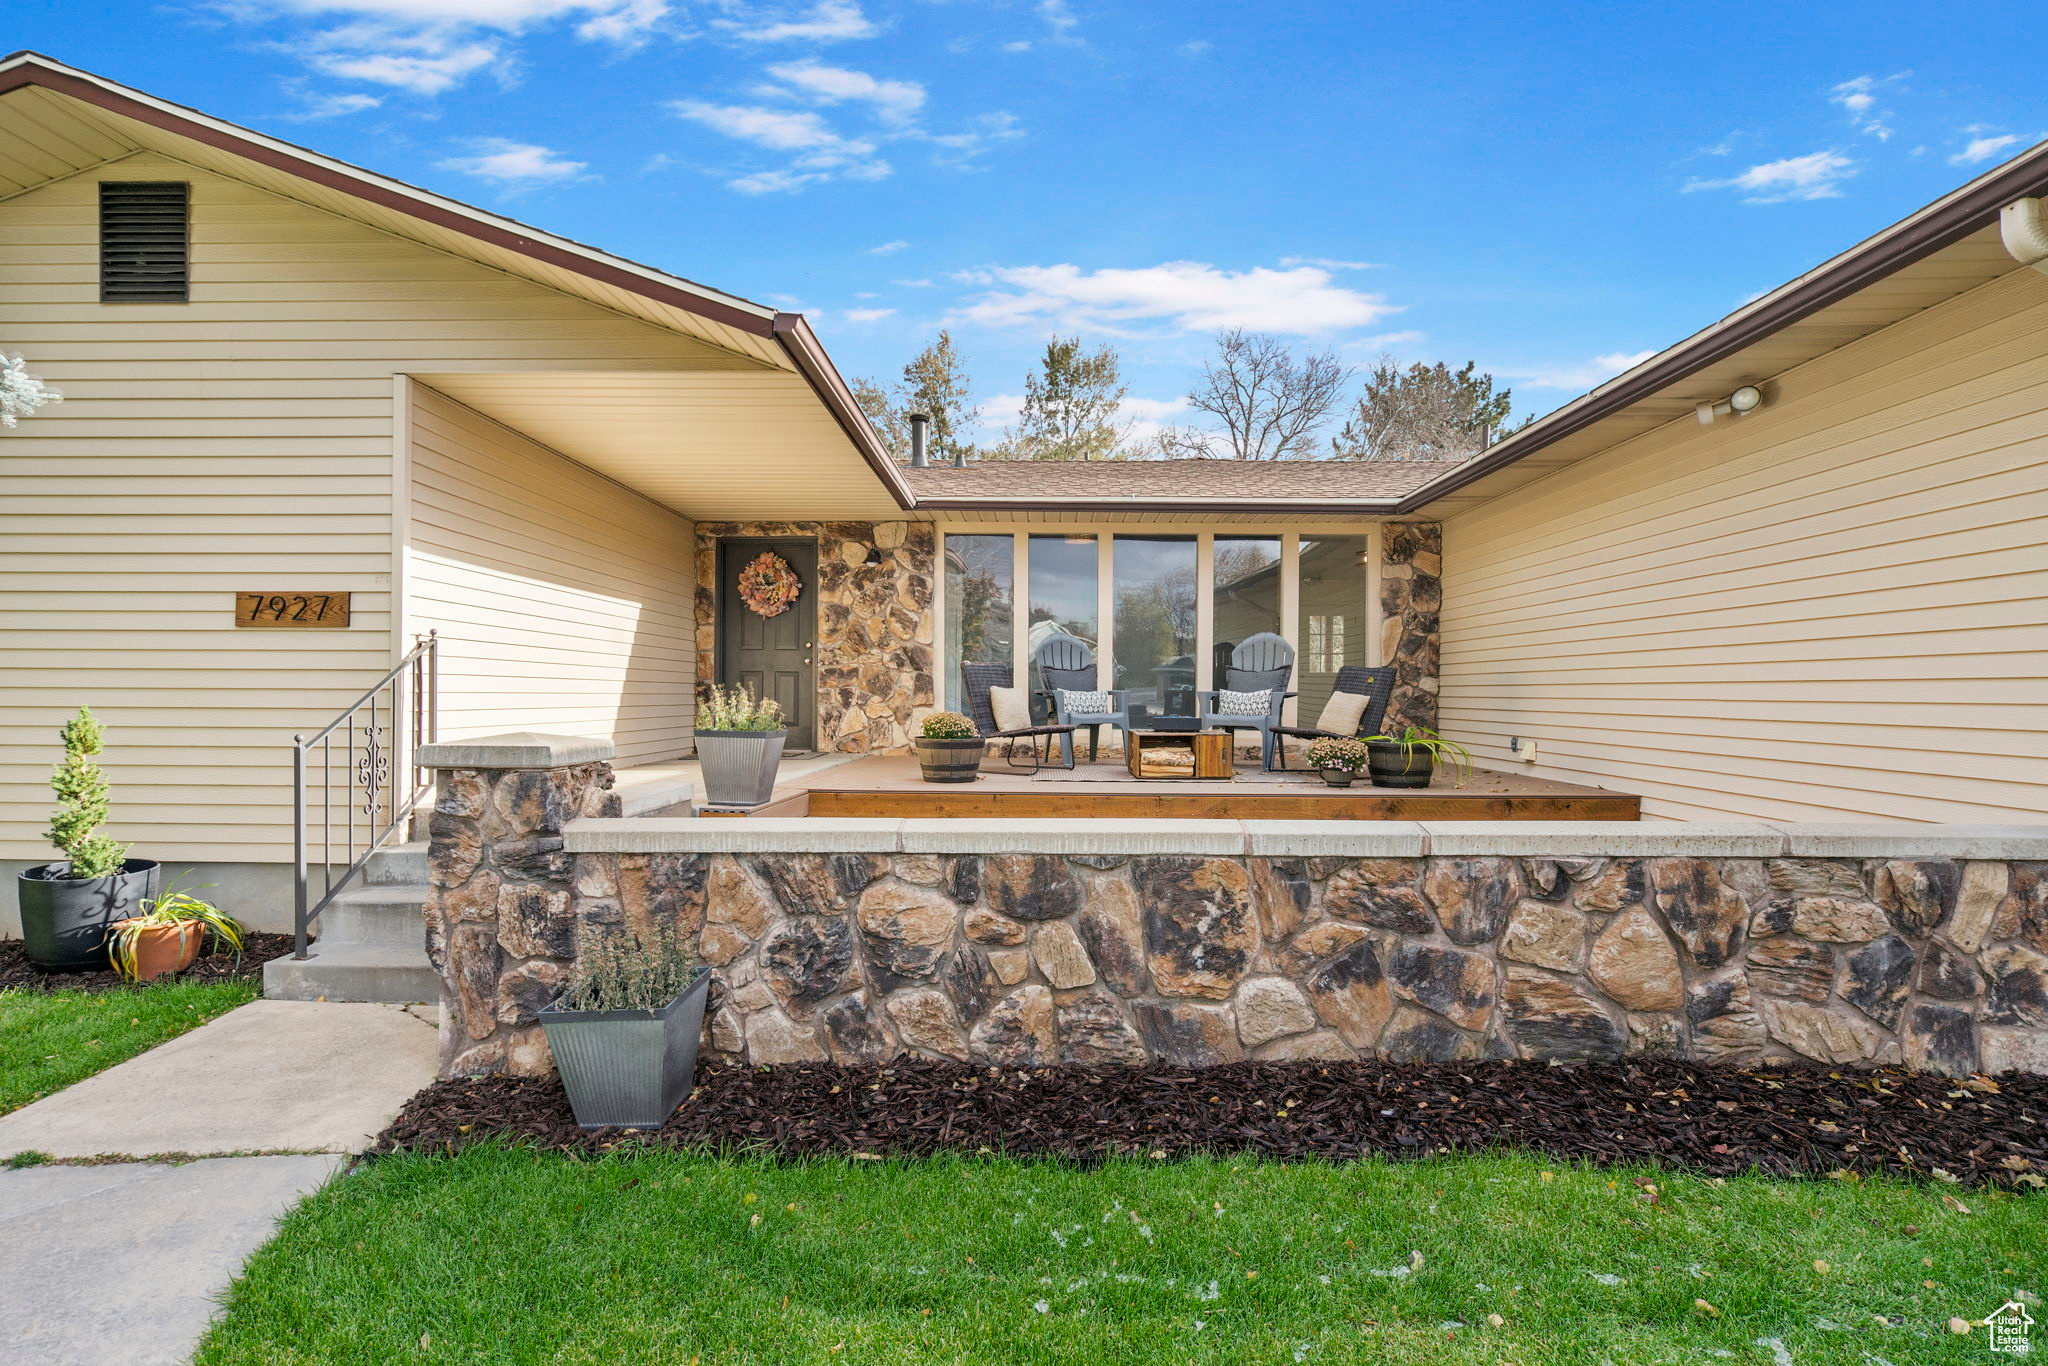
[12,1,2046,444]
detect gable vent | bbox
[100,182,189,302]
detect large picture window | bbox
[943,534,1013,703]
[1027,535,1097,722]
[940,531,1372,726]
[1113,535,1199,719]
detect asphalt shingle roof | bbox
[897,457,1466,504]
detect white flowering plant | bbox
[0,354,61,429]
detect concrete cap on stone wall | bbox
[417,732,617,770]
[898,818,1245,856]
[1244,821,1427,857]
[565,816,902,853]
[1770,822,2048,860]
[1418,821,1788,857]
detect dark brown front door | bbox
[717,538,817,749]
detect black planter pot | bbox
[17,859,162,972]
[914,736,986,783]
[1366,741,1436,789]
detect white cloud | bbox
[311,42,500,92]
[1176,39,1211,57]
[893,278,934,288]
[952,260,1399,337]
[1950,128,2026,166]
[669,98,889,190]
[1509,350,1657,391]
[1278,255,1380,271]
[1038,0,1079,43]
[1829,72,1905,141]
[241,0,670,96]
[923,111,1025,165]
[722,1,875,42]
[280,89,384,118]
[1001,40,1032,53]
[866,239,909,255]
[842,306,895,323]
[759,59,924,123]
[1683,150,1855,203]
[439,136,588,182]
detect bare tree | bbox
[1179,329,1348,460]
[1329,355,1520,461]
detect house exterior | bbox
[2,52,2046,940]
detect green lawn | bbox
[198,1145,2040,1365]
[0,980,259,1114]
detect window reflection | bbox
[1212,536,1282,678]
[1112,535,1198,719]
[1296,535,1372,725]
[1027,535,1098,723]
[944,534,1012,705]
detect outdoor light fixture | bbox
[1696,384,1766,425]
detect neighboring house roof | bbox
[903,457,1465,511]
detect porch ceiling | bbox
[415,372,911,523]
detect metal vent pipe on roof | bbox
[908,412,929,467]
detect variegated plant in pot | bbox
[107,882,245,983]
[693,683,788,808]
[538,928,712,1130]
[1364,726,1473,790]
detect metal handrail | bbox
[291,631,438,960]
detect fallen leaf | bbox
[1694,1299,1719,1317]
[1948,1318,1972,1335]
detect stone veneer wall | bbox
[423,750,2048,1080]
[1380,521,1441,735]
[694,520,936,754]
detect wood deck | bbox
[726,754,1641,821]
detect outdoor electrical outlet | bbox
[1510,737,1539,763]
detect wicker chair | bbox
[1197,632,1295,770]
[1269,665,1395,771]
[1036,634,1130,762]
[961,662,1077,771]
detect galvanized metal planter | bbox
[537,966,713,1130]
[694,729,787,807]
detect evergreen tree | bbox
[1330,356,1521,461]
[992,335,1130,460]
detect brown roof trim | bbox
[772,313,914,509]
[0,53,773,337]
[1395,136,2048,514]
[913,498,1400,515]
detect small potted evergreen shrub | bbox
[106,882,245,983]
[18,707,161,972]
[538,928,711,1130]
[914,711,985,783]
[693,682,787,807]
[1364,726,1473,789]
[1304,736,1371,788]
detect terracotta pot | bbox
[109,919,204,983]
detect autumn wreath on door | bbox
[737,550,803,617]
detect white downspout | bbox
[1999,198,2048,276]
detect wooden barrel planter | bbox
[914,736,986,783]
[1366,740,1435,789]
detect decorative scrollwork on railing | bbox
[356,721,390,819]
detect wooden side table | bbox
[1126,730,1233,780]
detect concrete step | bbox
[262,942,439,1005]
[315,884,428,947]
[365,841,428,886]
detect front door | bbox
[716,538,817,750]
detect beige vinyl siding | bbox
[1438,264,2048,824]
[407,385,696,765]
[0,153,745,862]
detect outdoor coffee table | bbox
[1125,729,1233,780]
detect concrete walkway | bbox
[0,998,439,1161]
[0,998,440,1364]
[0,1155,344,1366]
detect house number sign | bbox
[235,592,351,628]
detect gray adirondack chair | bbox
[1199,632,1295,770]
[1036,634,1130,762]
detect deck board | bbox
[737,755,1640,821]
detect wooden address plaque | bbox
[235,592,351,628]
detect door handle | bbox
[804,657,812,665]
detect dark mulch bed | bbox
[0,933,298,993]
[375,1059,2048,1188]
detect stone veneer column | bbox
[1380,522,1442,734]
[694,520,934,755]
[417,732,622,1079]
